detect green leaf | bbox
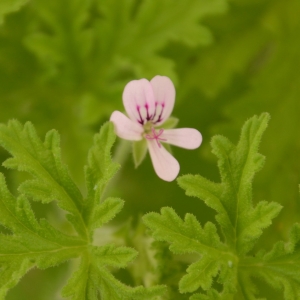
[143,207,236,294]
[0,0,28,25]
[0,120,165,299]
[177,175,230,232]
[179,258,220,292]
[62,252,166,300]
[95,0,227,80]
[89,197,124,232]
[150,240,186,299]
[157,117,179,130]
[144,113,294,298]
[0,173,85,299]
[96,267,166,300]
[208,0,300,249]
[190,289,224,300]
[132,139,148,168]
[92,245,138,268]
[24,0,92,84]
[144,207,225,254]
[85,122,119,196]
[239,224,300,299]
[0,120,87,236]
[61,254,98,300]
[180,1,269,98]
[84,122,120,228]
[179,113,282,255]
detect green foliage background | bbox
[0,0,299,299]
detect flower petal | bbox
[150,75,175,125]
[122,79,156,124]
[147,139,180,182]
[110,111,143,141]
[161,128,202,149]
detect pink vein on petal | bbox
[123,79,155,124]
[150,76,175,124]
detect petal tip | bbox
[147,140,180,182]
[194,130,203,149]
[158,166,180,182]
[110,111,143,141]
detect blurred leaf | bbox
[96,0,227,80]
[0,0,28,25]
[213,0,300,241]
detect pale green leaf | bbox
[190,289,224,300]
[158,117,179,130]
[24,0,92,82]
[0,173,85,299]
[0,120,86,236]
[179,258,220,292]
[237,200,282,254]
[132,139,148,168]
[210,0,300,248]
[63,246,166,300]
[84,122,120,227]
[143,207,236,294]
[0,120,164,299]
[144,207,225,254]
[97,267,166,300]
[92,244,137,268]
[61,254,98,300]
[0,0,28,25]
[145,113,293,298]
[96,0,227,81]
[239,224,300,299]
[179,113,281,255]
[89,197,124,231]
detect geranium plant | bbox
[0,93,299,299]
[0,0,300,298]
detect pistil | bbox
[145,127,167,148]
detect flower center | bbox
[144,127,167,148]
[136,102,165,125]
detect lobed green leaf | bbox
[0,120,86,236]
[89,197,124,231]
[143,207,236,295]
[92,244,137,268]
[0,173,85,299]
[0,0,28,25]
[84,122,120,226]
[0,120,164,299]
[239,224,300,299]
[146,113,297,298]
[179,113,279,255]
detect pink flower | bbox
[110,75,202,182]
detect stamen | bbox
[151,102,158,121]
[152,103,165,124]
[136,105,144,125]
[145,127,167,148]
[145,103,152,121]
